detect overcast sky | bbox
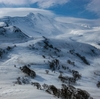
[0,0,99,19]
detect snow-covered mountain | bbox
[0,13,62,37]
[1,12,100,46]
[0,11,100,99]
[0,13,93,36]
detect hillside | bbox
[0,22,30,43]
[0,12,100,99]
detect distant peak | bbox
[27,13,35,18]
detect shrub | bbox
[14,77,29,85]
[20,65,36,78]
[45,70,49,74]
[76,53,90,65]
[6,46,12,51]
[31,82,41,89]
[48,59,60,71]
[67,60,75,66]
[97,81,100,88]
[72,70,81,80]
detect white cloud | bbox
[0,0,29,5]
[87,0,100,16]
[0,0,69,8]
[35,0,69,8]
[0,8,55,18]
[0,8,54,18]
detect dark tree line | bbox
[30,82,93,99]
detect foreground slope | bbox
[0,37,100,99]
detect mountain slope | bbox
[0,22,30,43]
[0,36,100,99]
[0,12,100,99]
